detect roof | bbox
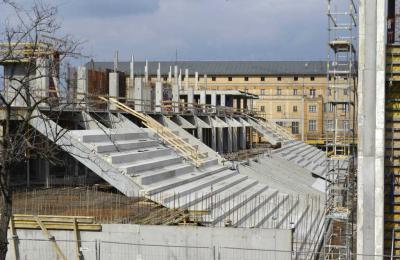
[85,61,327,76]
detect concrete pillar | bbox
[172,66,180,112]
[109,72,119,110]
[168,66,172,84]
[134,77,144,112]
[144,60,149,86]
[195,72,199,90]
[200,75,207,112]
[77,66,88,107]
[232,125,238,152]
[241,127,247,149]
[221,94,226,107]
[357,0,386,259]
[155,63,162,112]
[179,69,182,90]
[187,69,194,109]
[226,118,233,153]
[211,126,217,152]
[35,58,50,107]
[217,128,224,154]
[211,93,217,112]
[128,55,135,100]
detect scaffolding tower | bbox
[322,0,357,259]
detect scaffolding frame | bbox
[322,0,357,259]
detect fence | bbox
[10,238,400,260]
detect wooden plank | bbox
[35,216,67,260]
[13,214,95,223]
[13,222,102,231]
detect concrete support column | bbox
[200,74,207,112]
[211,93,217,112]
[134,78,144,112]
[220,94,226,107]
[77,66,88,107]
[240,127,246,149]
[357,0,386,259]
[226,120,233,153]
[128,55,135,100]
[35,58,50,107]
[195,72,199,90]
[155,64,163,113]
[232,126,238,152]
[217,128,224,154]
[172,66,180,112]
[109,72,119,110]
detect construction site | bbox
[0,0,396,259]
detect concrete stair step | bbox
[157,169,236,199]
[72,129,148,143]
[312,152,327,165]
[274,199,300,228]
[207,183,269,225]
[163,173,249,207]
[281,143,309,157]
[230,189,280,227]
[106,147,171,164]
[95,139,159,153]
[251,195,290,228]
[272,141,302,155]
[301,148,321,162]
[188,178,260,211]
[118,155,183,174]
[136,163,194,185]
[144,165,228,196]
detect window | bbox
[326,120,333,131]
[310,76,315,81]
[344,89,348,95]
[277,76,282,81]
[212,76,216,81]
[277,88,282,95]
[276,121,284,127]
[244,76,249,81]
[292,122,299,134]
[343,120,349,130]
[310,89,316,97]
[261,77,265,81]
[309,120,317,131]
[344,104,350,112]
[260,106,265,112]
[293,89,298,95]
[163,76,168,81]
[277,106,282,112]
[260,89,265,95]
[309,105,317,113]
[228,77,232,81]
[293,105,298,112]
[294,76,298,81]
[329,75,332,81]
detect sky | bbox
[0,0,328,62]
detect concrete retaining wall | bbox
[7,224,292,260]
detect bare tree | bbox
[0,1,80,258]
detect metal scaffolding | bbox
[322,0,357,259]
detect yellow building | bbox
[90,61,356,144]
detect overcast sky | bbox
[2,0,328,62]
